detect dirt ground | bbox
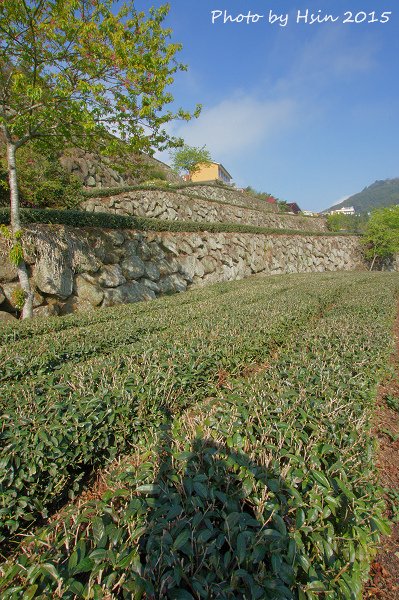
[365,305,399,599]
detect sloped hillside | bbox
[326,178,399,214]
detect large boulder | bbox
[34,258,73,299]
[179,255,204,280]
[97,264,126,288]
[102,282,155,307]
[120,255,145,280]
[144,261,161,282]
[158,274,188,294]
[74,275,104,306]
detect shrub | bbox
[0,143,83,209]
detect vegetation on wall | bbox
[0,143,83,209]
[244,186,278,203]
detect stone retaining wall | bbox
[0,225,365,319]
[59,149,180,189]
[182,185,281,212]
[82,189,327,232]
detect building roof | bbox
[286,202,301,213]
[215,163,233,179]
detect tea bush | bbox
[0,272,398,599]
[0,206,338,236]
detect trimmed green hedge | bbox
[0,207,353,237]
[82,180,234,198]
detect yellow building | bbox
[190,162,232,184]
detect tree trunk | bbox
[6,141,34,319]
[369,253,377,272]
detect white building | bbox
[329,206,355,215]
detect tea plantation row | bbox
[0,274,343,539]
[1,272,398,599]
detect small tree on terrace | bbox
[169,144,212,178]
[362,205,399,270]
[0,0,200,318]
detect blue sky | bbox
[139,1,398,211]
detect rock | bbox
[123,282,156,303]
[102,282,155,307]
[32,289,45,308]
[177,240,193,255]
[160,239,179,256]
[0,286,5,305]
[157,257,179,276]
[86,175,96,186]
[97,264,126,288]
[148,242,166,259]
[184,235,205,251]
[158,273,187,294]
[179,255,204,280]
[201,255,218,275]
[2,282,43,309]
[142,278,160,293]
[101,287,126,308]
[106,230,125,246]
[121,255,145,280]
[74,275,104,306]
[34,257,73,299]
[144,261,160,281]
[0,310,17,323]
[32,304,60,318]
[0,248,18,282]
[138,241,155,261]
[124,239,139,255]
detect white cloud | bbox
[156,94,297,164]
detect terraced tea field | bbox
[1,272,398,599]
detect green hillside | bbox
[326,178,399,214]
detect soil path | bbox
[365,304,399,599]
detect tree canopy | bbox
[0,0,200,317]
[362,205,399,269]
[0,0,200,155]
[169,144,212,176]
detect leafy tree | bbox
[362,206,399,270]
[326,213,368,233]
[0,0,199,318]
[169,144,212,177]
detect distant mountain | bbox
[324,178,399,214]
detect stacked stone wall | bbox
[82,189,327,232]
[0,225,366,320]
